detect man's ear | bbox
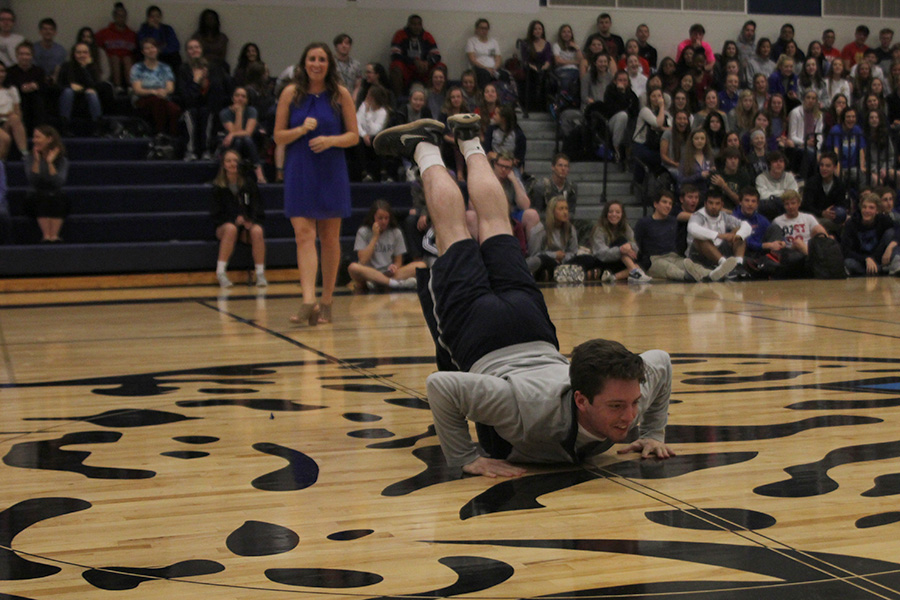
[574,390,589,411]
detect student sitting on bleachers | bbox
[801,151,848,235]
[95,2,137,91]
[466,18,503,89]
[687,188,749,278]
[484,104,526,173]
[526,195,579,280]
[6,42,46,136]
[588,200,652,283]
[24,126,68,243]
[137,5,180,70]
[177,38,231,162]
[460,69,481,112]
[211,148,267,288]
[348,199,425,292]
[0,61,28,159]
[220,86,266,183]
[353,83,392,182]
[580,50,612,109]
[756,150,799,218]
[841,190,899,276]
[232,43,262,87]
[131,38,181,136]
[57,42,105,134]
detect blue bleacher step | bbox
[64,137,151,161]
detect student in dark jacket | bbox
[801,151,849,234]
[177,37,232,160]
[211,149,267,288]
[57,42,105,129]
[841,191,899,276]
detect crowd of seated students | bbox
[4,4,900,279]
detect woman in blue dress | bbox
[274,42,358,326]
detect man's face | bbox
[823,31,835,48]
[856,31,868,44]
[551,157,569,181]
[880,193,895,214]
[725,155,740,172]
[493,158,513,180]
[819,158,835,180]
[770,158,786,178]
[705,196,724,217]
[636,25,649,43]
[654,196,673,218]
[682,192,700,212]
[780,25,794,41]
[861,200,879,222]
[575,378,641,442]
[408,17,423,37]
[0,12,14,35]
[40,23,56,42]
[743,23,756,39]
[881,31,893,48]
[740,194,759,216]
[783,197,800,218]
[598,17,611,35]
[335,38,351,58]
[15,46,32,69]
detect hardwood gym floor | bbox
[2,277,900,599]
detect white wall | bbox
[11,0,900,78]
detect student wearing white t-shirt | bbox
[773,190,827,256]
[552,24,582,94]
[348,200,428,291]
[465,19,502,88]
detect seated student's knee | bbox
[250,224,265,240]
[521,208,540,231]
[218,222,238,239]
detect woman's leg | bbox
[59,88,76,121]
[36,217,52,241]
[47,218,64,241]
[216,223,238,262]
[0,125,11,159]
[249,223,266,266]
[164,101,182,136]
[291,216,319,305]
[121,56,134,88]
[5,113,28,154]
[85,90,103,121]
[348,262,391,286]
[391,261,427,280]
[317,218,342,305]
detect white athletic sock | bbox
[458,137,485,160]
[387,278,401,288]
[216,260,228,275]
[735,257,744,265]
[413,142,444,175]
[255,264,265,275]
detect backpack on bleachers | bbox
[147,133,185,160]
[493,74,519,107]
[97,116,153,139]
[807,234,846,279]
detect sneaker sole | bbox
[709,257,739,282]
[447,113,482,141]
[373,119,445,157]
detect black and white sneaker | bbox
[447,113,481,142]
[373,119,444,160]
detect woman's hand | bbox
[303,117,318,134]
[309,135,332,153]
[372,222,383,237]
[46,147,60,164]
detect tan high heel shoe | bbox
[289,303,319,326]
[317,303,333,324]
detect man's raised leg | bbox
[373,119,469,255]
[447,114,513,243]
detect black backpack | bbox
[807,234,846,279]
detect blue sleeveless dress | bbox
[283,92,352,219]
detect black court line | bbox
[587,465,900,598]
[193,300,427,400]
[728,311,900,341]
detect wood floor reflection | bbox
[3,278,900,599]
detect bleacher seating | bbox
[3,137,413,277]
